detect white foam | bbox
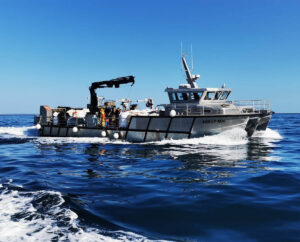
[0,126,131,144]
[151,128,248,146]
[0,126,37,138]
[36,137,131,145]
[252,128,283,139]
[0,125,249,146]
[0,185,151,242]
[1,125,281,147]
[163,145,248,161]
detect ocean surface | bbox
[0,113,299,241]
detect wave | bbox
[0,125,282,146]
[252,128,283,139]
[37,128,248,146]
[151,128,249,146]
[36,137,131,145]
[0,126,37,138]
[0,181,150,242]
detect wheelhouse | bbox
[165,86,232,104]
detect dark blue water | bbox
[0,114,299,241]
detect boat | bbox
[34,55,274,142]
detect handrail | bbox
[38,100,272,127]
[169,99,271,116]
[227,100,271,113]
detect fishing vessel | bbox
[35,55,273,142]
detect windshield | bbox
[220,91,230,100]
[214,91,222,100]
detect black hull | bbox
[256,114,272,131]
[245,117,260,137]
[245,112,273,137]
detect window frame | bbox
[214,91,222,100]
[220,91,230,100]
[204,91,216,100]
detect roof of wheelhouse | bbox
[165,87,232,92]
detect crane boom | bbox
[89,75,135,114]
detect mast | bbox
[181,55,199,88]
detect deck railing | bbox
[227,100,271,113]
[168,104,221,116]
[36,100,271,127]
[167,100,271,116]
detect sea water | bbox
[0,114,298,241]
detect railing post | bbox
[187,104,188,116]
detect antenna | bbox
[190,44,194,73]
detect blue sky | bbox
[0,0,299,113]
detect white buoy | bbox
[73,127,78,133]
[170,110,176,117]
[113,133,119,139]
[101,131,107,137]
[36,124,41,130]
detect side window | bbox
[172,93,179,101]
[214,91,222,100]
[178,93,188,101]
[204,92,216,100]
[191,92,203,101]
[198,92,203,99]
[178,93,183,101]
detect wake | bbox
[0,125,282,146]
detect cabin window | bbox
[182,93,188,100]
[178,92,188,101]
[214,91,222,100]
[190,92,203,101]
[220,91,230,100]
[204,92,216,100]
[172,93,179,101]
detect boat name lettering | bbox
[202,119,225,124]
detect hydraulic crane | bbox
[89,76,135,114]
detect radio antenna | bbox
[190,44,194,73]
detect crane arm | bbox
[89,76,135,114]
